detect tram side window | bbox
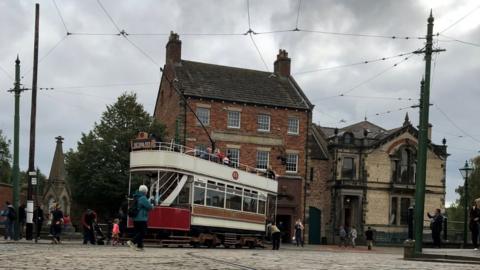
[258,194,267,214]
[206,183,225,208]
[193,182,206,205]
[243,190,258,213]
[226,187,242,211]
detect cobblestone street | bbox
[0,241,478,270]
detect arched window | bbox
[392,146,416,184]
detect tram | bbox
[127,132,278,248]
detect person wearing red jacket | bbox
[82,209,97,245]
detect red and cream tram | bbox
[128,133,277,248]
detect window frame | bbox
[196,107,210,126]
[341,157,356,180]
[285,153,298,173]
[287,117,299,135]
[256,151,269,170]
[226,148,240,168]
[257,114,271,132]
[227,110,241,129]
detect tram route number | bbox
[232,170,239,180]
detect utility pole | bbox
[26,3,40,241]
[413,10,445,254]
[8,56,25,241]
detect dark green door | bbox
[309,207,321,244]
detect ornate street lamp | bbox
[459,160,474,248]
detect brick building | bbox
[308,115,447,244]
[154,32,313,241]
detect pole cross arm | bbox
[413,48,446,54]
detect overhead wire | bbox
[24,35,69,76]
[295,0,302,29]
[40,82,157,90]
[245,0,269,72]
[293,50,416,75]
[52,0,69,34]
[123,36,160,67]
[438,34,480,48]
[0,64,13,80]
[96,0,122,33]
[434,104,480,145]
[438,5,480,34]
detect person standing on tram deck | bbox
[127,185,153,251]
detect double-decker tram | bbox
[128,133,278,248]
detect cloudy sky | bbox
[0,0,479,206]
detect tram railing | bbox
[132,141,277,180]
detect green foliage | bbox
[446,156,480,230]
[65,93,165,218]
[0,129,12,184]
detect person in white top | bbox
[350,226,358,248]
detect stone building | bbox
[42,136,71,214]
[154,32,313,241]
[307,115,448,244]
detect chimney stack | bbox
[274,49,291,77]
[166,31,181,64]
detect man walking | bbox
[81,209,97,245]
[365,226,374,250]
[427,208,444,248]
[127,185,152,251]
[33,205,44,242]
[2,202,15,240]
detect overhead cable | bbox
[39,82,157,90]
[294,50,416,75]
[96,0,122,32]
[438,34,480,48]
[434,104,480,144]
[295,0,302,29]
[24,35,69,75]
[52,0,69,34]
[248,33,270,72]
[438,5,480,34]
[0,64,13,80]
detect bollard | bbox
[404,239,416,259]
[407,206,414,240]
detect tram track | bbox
[186,251,258,270]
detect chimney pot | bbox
[274,49,291,77]
[166,31,181,64]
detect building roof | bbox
[172,60,313,110]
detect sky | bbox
[0,0,479,206]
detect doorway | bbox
[308,207,321,244]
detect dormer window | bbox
[343,133,353,144]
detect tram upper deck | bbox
[130,140,278,194]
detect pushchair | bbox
[93,222,106,245]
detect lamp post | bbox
[459,160,474,248]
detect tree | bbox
[65,93,165,219]
[0,129,12,184]
[446,156,480,230]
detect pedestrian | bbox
[112,218,120,246]
[427,208,444,248]
[18,204,26,239]
[127,185,153,251]
[339,226,347,247]
[294,219,304,247]
[1,201,15,240]
[81,208,97,245]
[470,199,480,250]
[271,222,281,250]
[33,205,44,242]
[350,226,357,248]
[365,226,374,250]
[50,203,64,244]
[118,207,127,240]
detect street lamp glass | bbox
[459,161,474,179]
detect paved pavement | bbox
[0,240,479,269]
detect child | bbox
[112,218,120,246]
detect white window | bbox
[196,107,210,126]
[286,153,298,173]
[227,148,240,168]
[227,111,241,128]
[256,151,269,170]
[257,114,270,132]
[287,117,299,134]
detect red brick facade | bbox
[153,33,312,241]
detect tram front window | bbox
[258,194,267,214]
